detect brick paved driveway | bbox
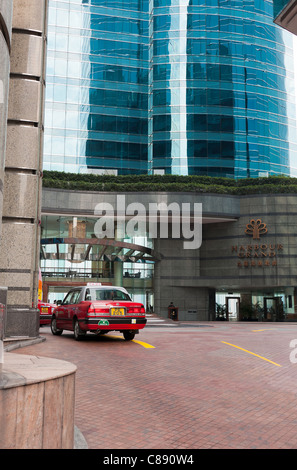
[17,322,297,449]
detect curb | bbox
[74,426,88,449]
[3,336,88,449]
[4,336,46,352]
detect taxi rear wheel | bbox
[51,316,63,336]
[123,331,135,341]
[74,319,85,341]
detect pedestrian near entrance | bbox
[168,302,178,321]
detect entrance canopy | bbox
[40,237,163,264]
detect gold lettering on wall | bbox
[232,219,283,268]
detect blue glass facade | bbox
[44,0,297,178]
[273,0,289,17]
[152,0,297,177]
[44,0,149,174]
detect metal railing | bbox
[41,266,154,280]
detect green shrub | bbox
[42,171,297,195]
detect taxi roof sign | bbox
[87,283,102,286]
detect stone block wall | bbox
[0,0,48,336]
[0,0,13,240]
[0,352,76,449]
[201,194,297,290]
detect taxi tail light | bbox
[88,304,109,315]
[88,304,95,315]
[127,306,145,314]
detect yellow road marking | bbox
[132,339,155,349]
[108,335,155,349]
[221,341,282,367]
[252,329,275,332]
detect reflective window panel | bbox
[152,0,297,177]
[45,0,149,175]
[44,0,297,178]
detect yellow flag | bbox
[38,268,42,301]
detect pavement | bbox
[144,312,214,328]
[5,314,297,453]
[3,312,190,451]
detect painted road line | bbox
[221,341,282,367]
[132,339,155,349]
[108,335,155,349]
[251,329,275,332]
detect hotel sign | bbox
[245,219,267,239]
[232,219,283,268]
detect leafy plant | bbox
[42,171,297,195]
[215,303,228,321]
[239,301,263,321]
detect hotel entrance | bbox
[226,297,240,321]
[216,289,296,322]
[263,297,284,321]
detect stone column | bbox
[114,224,124,286]
[114,263,123,286]
[0,1,13,241]
[0,287,7,365]
[0,0,48,337]
[153,237,208,320]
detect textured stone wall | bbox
[153,237,209,320]
[0,353,76,449]
[274,0,297,35]
[0,0,13,242]
[0,0,48,337]
[201,194,297,290]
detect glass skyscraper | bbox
[45,0,149,175]
[44,0,297,178]
[273,0,289,17]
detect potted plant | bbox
[215,303,227,321]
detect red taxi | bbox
[38,300,56,326]
[50,284,147,341]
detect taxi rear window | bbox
[86,289,131,301]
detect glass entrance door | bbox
[226,297,240,321]
[264,297,284,321]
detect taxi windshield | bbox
[86,288,131,301]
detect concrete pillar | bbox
[153,237,208,320]
[0,0,48,337]
[0,0,13,241]
[114,224,124,286]
[0,288,7,365]
[114,263,123,286]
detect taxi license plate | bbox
[110,308,125,316]
[41,307,48,313]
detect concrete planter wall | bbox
[0,353,76,449]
